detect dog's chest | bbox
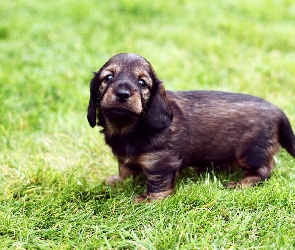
[106,133,154,157]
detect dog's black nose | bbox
[115,89,131,103]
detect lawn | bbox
[1,0,295,249]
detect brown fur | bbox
[87,53,295,202]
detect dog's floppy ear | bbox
[146,79,173,131]
[87,72,100,128]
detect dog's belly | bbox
[183,147,237,168]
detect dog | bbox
[87,53,295,202]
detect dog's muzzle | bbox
[115,88,131,103]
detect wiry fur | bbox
[87,53,295,202]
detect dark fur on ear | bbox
[87,72,100,128]
[145,79,173,131]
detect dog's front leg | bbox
[104,162,136,185]
[134,169,176,203]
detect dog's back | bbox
[166,90,295,165]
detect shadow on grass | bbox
[5,164,244,204]
[68,164,245,203]
[85,165,245,202]
[176,165,244,185]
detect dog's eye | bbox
[104,74,113,82]
[138,79,147,87]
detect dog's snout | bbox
[115,88,132,103]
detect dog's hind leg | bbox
[225,148,275,188]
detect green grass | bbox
[1,0,295,248]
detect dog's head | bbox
[87,53,173,134]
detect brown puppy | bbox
[87,53,295,202]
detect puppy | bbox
[87,53,295,202]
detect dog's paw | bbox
[134,188,174,203]
[223,177,262,189]
[223,181,240,189]
[104,174,124,186]
[134,193,151,203]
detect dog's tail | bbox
[279,113,295,157]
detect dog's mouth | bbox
[102,107,140,122]
[104,107,136,115]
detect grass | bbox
[1,0,295,248]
